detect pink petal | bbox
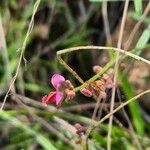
[51,74,65,89]
[55,92,63,105]
[80,88,92,97]
[42,92,57,105]
[42,95,48,106]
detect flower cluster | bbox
[80,65,114,99]
[42,66,114,107]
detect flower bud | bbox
[65,80,74,90]
[80,88,92,97]
[65,89,75,101]
[95,80,105,91]
[92,65,102,73]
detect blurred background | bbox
[0,0,150,149]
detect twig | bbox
[78,0,86,20]
[63,102,120,111]
[91,96,102,121]
[98,98,106,120]
[57,46,150,92]
[57,55,84,84]
[102,1,112,44]
[12,93,97,126]
[57,46,150,66]
[107,1,129,149]
[0,0,41,110]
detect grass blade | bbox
[0,111,58,150]
[133,0,142,15]
[119,70,145,135]
[135,24,150,55]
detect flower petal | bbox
[42,92,57,105]
[42,95,48,106]
[55,91,63,105]
[51,74,65,89]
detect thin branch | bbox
[57,46,150,92]
[107,1,129,149]
[91,96,102,121]
[102,1,112,45]
[64,102,120,111]
[57,46,150,65]
[57,55,84,84]
[12,93,97,126]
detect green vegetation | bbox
[0,0,150,149]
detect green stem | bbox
[74,58,115,91]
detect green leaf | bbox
[0,111,58,150]
[134,0,142,15]
[119,70,145,135]
[24,83,51,94]
[135,24,150,55]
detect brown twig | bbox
[107,1,129,149]
[63,102,120,111]
[102,1,112,45]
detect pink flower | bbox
[42,74,65,106]
[51,74,65,89]
[42,74,75,107]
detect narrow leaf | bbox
[134,0,142,15]
[119,70,145,135]
[135,24,150,55]
[0,111,58,150]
